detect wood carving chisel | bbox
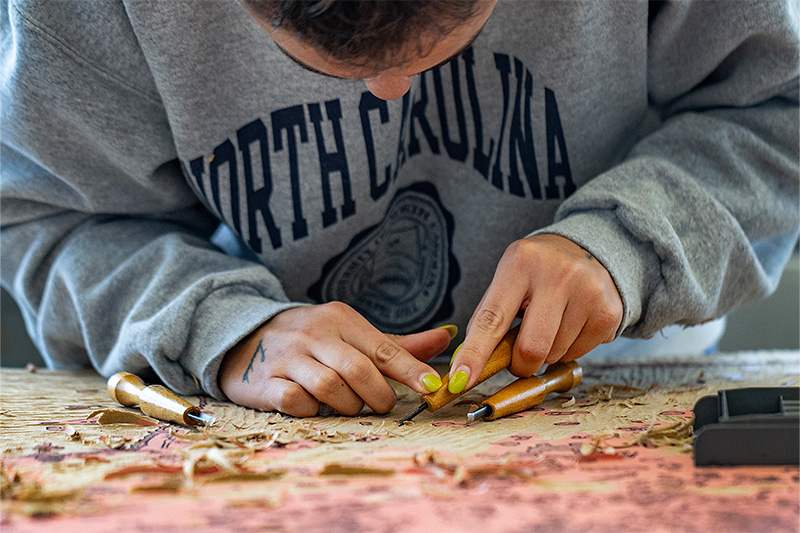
[398,326,520,424]
[107,372,215,427]
[466,360,582,422]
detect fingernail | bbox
[448,369,469,394]
[421,373,443,392]
[437,324,458,340]
[449,343,462,366]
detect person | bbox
[2,0,797,417]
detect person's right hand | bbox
[218,302,454,417]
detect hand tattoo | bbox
[242,339,267,384]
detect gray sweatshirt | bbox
[2,0,798,399]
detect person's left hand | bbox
[447,234,623,393]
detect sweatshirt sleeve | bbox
[534,0,800,339]
[0,0,298,398]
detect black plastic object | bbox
[693,387,799,466]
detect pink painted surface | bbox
[3,412,799,532]
[3,356,799,532]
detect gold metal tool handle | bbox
[107,372,202,426]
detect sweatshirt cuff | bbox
[181,288,307,400]
[530,211,661,338]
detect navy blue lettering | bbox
[210,139,238,224]
[433,61,468,162]
[187,157,209,205]
[272,105,309,240]
[236,119,282,251]
[182,50,575,256]
[359,92,391,201]
[462,48,494,179]
[491,53,512,192]
[408,73,440,157]
[393,91,411,180]
[544,87,575,199]
[308,100,355,227]
[508,58,539,198]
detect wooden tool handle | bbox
[107,372,201,426]
[421,326,520,412]
[482,360,582,420]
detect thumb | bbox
[388,325,458,362]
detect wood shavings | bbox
[206,428,281,449]
[106,452,281,490]
[452,465,469,485]
[578,450,625,463]
[181,442,252,482]
[82,455,110,464]
[202,470,287,484]
[242,421,361,444]
[577,434,625,462]
[618,398,649,408]
[100,435,132,449]
[581,384,649,407]
[578,432,618,456]
[580,442,596,456]
[619,419,694,451]
[188,420,367,447]
[356,420,403,441]
[104,456,287,490]
[169,427,211,441]
[87,408,160,426]
[25,363,38,373]
[411,449,534,486]
[129,476,185,493]
[1,466,82,516]
[318,464,395,477]
[413,449,438,467]
[582,418,694,457]
[104,463,218,480]
[561,396,576,408]
[64,425,81,440]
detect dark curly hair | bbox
[242,0,483,69]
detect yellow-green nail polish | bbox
[421,373,443,392]
[450,343,462,366]
[437,324,458,340]
[448,370,468,394]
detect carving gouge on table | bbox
[465,360,582,422]
[398,326,520,424]
[107,372,215,427]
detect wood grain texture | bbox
[2,351,798,532]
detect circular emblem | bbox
[309,182,458,333]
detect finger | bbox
[561,329,597,362]
[253,377,320,417]
[509,298,565,377]
[285,356,367,416]
[561,307,620,362]
[544,301,586,365]
[388,325,457,362]
[556,273,623,364]
[341,324,444,396]
[313,342,396,414]
[453,273,529,391]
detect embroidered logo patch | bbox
[308,182,459,333]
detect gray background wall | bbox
[2,253,798,368]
